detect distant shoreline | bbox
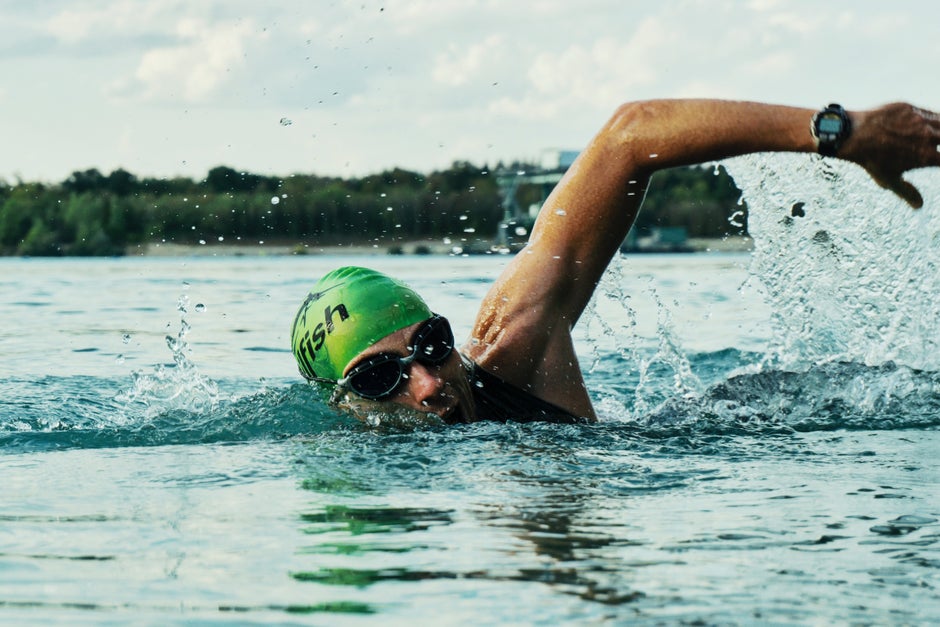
[126,236,754,258]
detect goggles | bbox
[317,314,455,400]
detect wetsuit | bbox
[465,361,586,424]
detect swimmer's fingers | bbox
[847,103,940,209]
[867,168,924,209]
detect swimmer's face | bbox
[333,317,475,424]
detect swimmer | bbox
[291,99,940,424]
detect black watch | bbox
[811,103,852,157]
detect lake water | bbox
[2,156,940,625]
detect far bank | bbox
[127,236,754,258]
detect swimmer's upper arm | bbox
[497,100,817,325]
[469,99,814,406]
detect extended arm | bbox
[465,99,940,418]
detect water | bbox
[2,156,940,625]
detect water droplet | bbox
[270,196,280,205]
[279,117,293,126]
[122,333,131,344]
[115,354,125,364]
[514,226,527,236]
[649,153,659,159]
[554,209,567,216]
[198,239,206,245]
[194,303,206,313]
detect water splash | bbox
[585,256,701,417]
[624,155,940,430]
[725,154,940,370]
[588,154,940,427]
[115,293,221,419]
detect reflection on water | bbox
[299,504,455,537]
[292,497,646,605]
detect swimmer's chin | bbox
[336,397,446,428]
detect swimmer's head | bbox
[290,266,432,381]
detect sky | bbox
[1,0,938,185]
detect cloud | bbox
[2,0,938,184]
[432,34,505,87]
[45,0,182,46]
[486,14,676,121]
[109,18,266,103]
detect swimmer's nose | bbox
[405,361,445,404]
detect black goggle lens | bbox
[348,357,404,399]
[410,317,453,363]
[344,316,454,400]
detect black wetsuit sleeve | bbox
[467,363,587,424]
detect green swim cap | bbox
[291,266,432,381]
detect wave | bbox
[0,378,355,453]
[635,359,940,434]
[3,356,938,455]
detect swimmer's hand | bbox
[844,103,940,209]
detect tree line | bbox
[0,162,746,256]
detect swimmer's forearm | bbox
[592,99,817,177]
[587,98,939,208]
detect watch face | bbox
[814,105,849,156]
[818,115,843,134]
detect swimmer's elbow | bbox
[596,101,661,171]
[605,101,656,145]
